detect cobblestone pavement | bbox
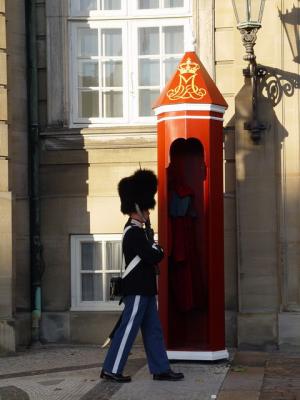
[0,345,229,400]
[260,355,300,400]
[3,346,300,400]
[0,345,109,376]
[106,361,228,400]
[218,350,300,400]
[0,345,146,400]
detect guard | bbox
[100,169,184,383]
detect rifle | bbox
[145,218,160,275]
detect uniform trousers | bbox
[103,295,170,375]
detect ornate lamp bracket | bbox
[237,23,266,144]
[232,0,267,144]
[239,24,259,63]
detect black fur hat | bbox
[118,169,158,214]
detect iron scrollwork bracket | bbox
[256,65,300,107]
[243,64,300,144]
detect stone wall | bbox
[37,0,239,347]
[36,0,300,349]
[0,0,14,351]
[0,0,30,351]
[213,0,300,348]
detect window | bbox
[73,22,127,122]
[71,0,125,17]
[138,0,184,9]
[71,235,123,310]
[69,0,191,126]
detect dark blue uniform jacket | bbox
[122,219,164,296]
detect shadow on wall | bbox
[227,51,300,347]
[279,5,300,64]
[39,133,90,344]
[257,65,300,108]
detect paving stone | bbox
[260,392,296,400]
[232,351,268,367]
[218,391,260,400]
[220,367,264,391]
[260,357,300,400]
[0,345,146,378]
[81,358,146,400]
[0,368,100,400]
[0,386,30,400]
[108,362,229,400]
[2,347,300,400]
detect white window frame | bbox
[70,0,190,18]
[71,234,124,311]
[129,0,190,17]
[70,0,127,18]
[130,18,190,124]
[69,0,191,127]
[70,20,129,125]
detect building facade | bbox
[1,0,300,351]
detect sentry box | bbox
[153,50,228,361]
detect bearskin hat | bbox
[118,169,158,214]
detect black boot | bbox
[153,369,184,381]
[100,369,131,383]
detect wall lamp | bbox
[232,0,266,144]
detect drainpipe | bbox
[25,0,44,346]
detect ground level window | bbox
[71,234,123,311]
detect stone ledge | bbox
[40,130,157,151]
[237,312,277,350]
[279,312,300,348]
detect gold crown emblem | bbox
[177,58,200,75]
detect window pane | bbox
[164,0,183,7]
[106,241,122,270]
[105,273,120,300]
[79,62,98,87]
[139,59,160,86]
[103,61,122,87]
[81,274,103,301]
[81,242,102,270]
[103,0,121,9]
[138,0,159,8]
[164,57,180,82]
[80,0,97,11]
[102,91,123,117]
[138,27,159,55]
[81,243,94,270]
[79,91,99,118]
[164,26,184,54]
[139,89,160,116]
[101,29,122,56]
[78,28,98,57]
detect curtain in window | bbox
[164,26,184,54]
[138,0,184,8]
[164,0,183,7]
[104,0,121,9]
[138,0,159,9]
[82,274,103,301]
[105,241,122,300]
[80,0,97,12]
[80,241,122,302]
[81,242,102,300]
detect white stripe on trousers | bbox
[112,295,141,373]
